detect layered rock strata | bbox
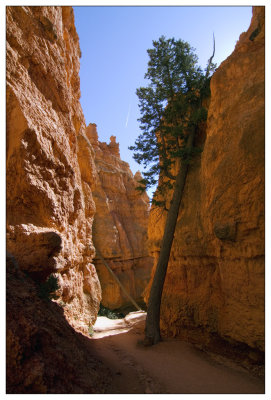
[146,6,264,356]
[6,6,101,336]
[87,124,153,310]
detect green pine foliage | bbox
[129,35,216,204]
[98,304,125,319]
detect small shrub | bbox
[88,325,94,337]
[98,304,124,319]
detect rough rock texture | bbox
[6,252,111,394]
[87,124,153,310]
[146,6,264,356]
[6,6,101,336]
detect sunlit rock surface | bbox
[6,5,101,339]
[146,6,264,353]
[87,124,153,309]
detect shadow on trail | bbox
[89,312,265,395]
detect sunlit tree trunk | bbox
[144,127,195,345]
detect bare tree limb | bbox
[205,33,216,79]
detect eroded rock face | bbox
[146,7,264,353]
[87,124,153,309]
[6,6,101,335]
[6,252,110,394]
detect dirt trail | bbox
[90,311,264,394]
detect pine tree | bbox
[129,35,215,345]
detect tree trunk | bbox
[144,128,196,345]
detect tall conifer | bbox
[130,36,215,344]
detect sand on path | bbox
[90,311,264,394]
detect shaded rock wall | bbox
[146,7,264,353]
[6,252,111,393]
[6,6,101,335]
[87,124,153,309]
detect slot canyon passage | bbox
[6,5,265,395]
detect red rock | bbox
[6,6,153,392]
[146,6,264,353]
[87,124,153,309]
[6,252,111,393]
[6,5,101,336]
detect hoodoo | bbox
[86,123,153,310]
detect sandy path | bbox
[90,312,264,394]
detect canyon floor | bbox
[90,311,264,394]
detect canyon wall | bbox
[6,252,111,393]
[87,124,153,310]
[6,6,110,392]
[147,6,264,354]
[6,2,101,348]
[6,6,152,391]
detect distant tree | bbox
[129,35,215,345]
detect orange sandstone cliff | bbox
[146,6,264,358]
[6,6,152,392]
[87,123,153,310]
[6,6,110,393]
[6,6,101,335]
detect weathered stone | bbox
[6,6,101,336]
[6,252,111,394]
[146,7,264,353]
[214,222,237,241]
[6,5,152,393]
[87,124,153,310]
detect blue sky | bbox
[73,6,252,178]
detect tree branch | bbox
[205,33,215,79]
